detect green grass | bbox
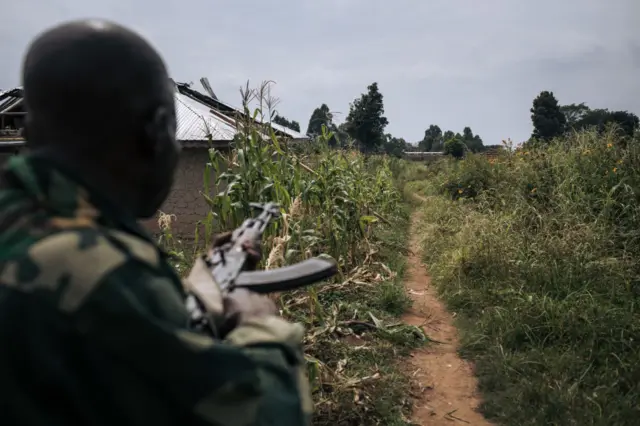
[411,129,640,425]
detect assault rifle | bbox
[186,202,338,332]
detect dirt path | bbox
[403,197,491,426]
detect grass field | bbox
[408,129,640,425]
[158,82,640,425]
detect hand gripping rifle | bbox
[186,202,338,332]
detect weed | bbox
[415,129,640,425]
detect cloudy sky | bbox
[1,0,638,145]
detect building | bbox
[0,80,309,239]
[403,151,445,163]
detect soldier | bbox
[0,19,312,425]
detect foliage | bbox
[571,108,638,138]
[344,82,389,153]
[419,124,443,152]
[560,102,639,138]
[443,137,465,158]
[161,82,424,426]
[412,129,640,425]
[382,134,409,158]
[306,104,335,137]
[531,90,566,141]
[560,102,591,128]
[273,113,301,132]
[418,124,484,154]
[462,126,484,152]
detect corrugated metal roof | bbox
[174,91,237,141]
[175,83,308,140]
[0,88,23,114]
[211,97,307,139]
[267,121,307,139]
[0,83,307,143]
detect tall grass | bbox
[411,128,640,425]
[160,82,425,425]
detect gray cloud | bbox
[1,0,638,145]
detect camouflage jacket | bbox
[0,154,312,426]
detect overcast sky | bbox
[1,0,638,145]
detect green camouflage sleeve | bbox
[3,229,312,426]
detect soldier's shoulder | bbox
[0,227,162,312]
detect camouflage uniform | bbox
[0,153,312,425]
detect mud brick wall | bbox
[143,148,227,241]
[1,145,227,243]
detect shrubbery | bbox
[412,128,640,425]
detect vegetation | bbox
[159,82,426,426]
[343,82,389,153]
[532,92,639,143]
[530,90,566,141]
[272,113,301,132]
[409,127,640,425]
[418,124,486,153]
[157,75,640,425]
[443,137,465,159]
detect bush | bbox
[443,138,466,158]
[416,128,640,425]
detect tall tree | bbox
[383,134,408,158]
[272,114,300,132]
[560,103,590,129]
[344,82,389,152]
[443,130,456,144]
[462,126,485,152]
[531,91,566,141]
[306,104,334,137]
[419,125,443,152]
[574,108,639,138]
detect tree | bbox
[559,101,639,138]
[272,114,300,132]
[344,82,389,152]
[531,91,566,141]
[443,130,455,144]
[462,126,484,152]
[608,111,639,137]
[444,138,465,158]
[574,108,639,138]
[383,134,409,158]
[419,125,443,152]
[560,103,590,128]
[306,104,334,137]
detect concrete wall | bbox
[404,152,445,163]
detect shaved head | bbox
[21,19,180,218]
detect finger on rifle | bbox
[241,240,262,270]
[212,231,233,247]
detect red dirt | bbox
[402,204,492,426]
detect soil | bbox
[402,200,492,426]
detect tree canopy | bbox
[306,104,334,137]
[531,91,566,141]
[344,82,389,152]
[272,114,300,132]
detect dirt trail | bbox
[403,196,491,426]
